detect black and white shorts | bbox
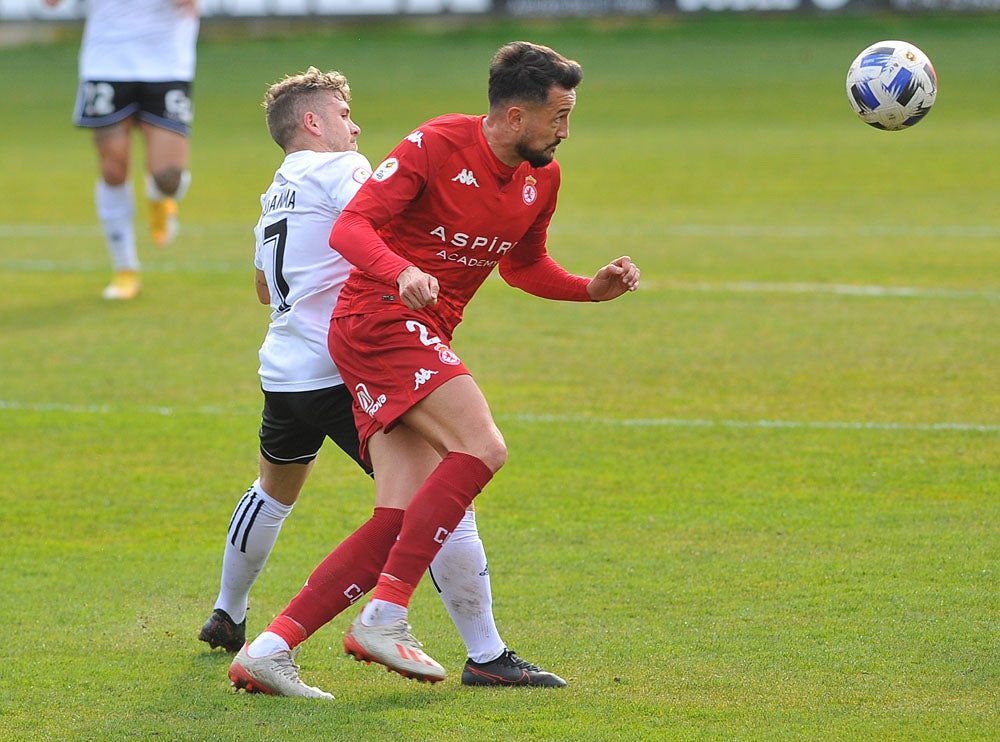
[73,80,193,135]
[258,385,371,475]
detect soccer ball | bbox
[846,40,937,131]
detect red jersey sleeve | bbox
[498,181,592,302]
[499,249,592,301]
[329,210,412,285]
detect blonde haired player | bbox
[45,0,198,299]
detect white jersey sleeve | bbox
[254,149,372,392]
[79,0,199,81]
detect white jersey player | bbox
[200,68,566,697]
[46,0,199,300]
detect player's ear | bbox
[505,105,525,132]
[302,110,322,135]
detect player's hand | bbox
[397,266,440,309]
[586,256,640,301]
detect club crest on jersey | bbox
[372,157,399,182]
[522,175,537,205]
[435,343,461,366]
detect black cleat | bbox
[461,649,567,687]
[198,608,246,653]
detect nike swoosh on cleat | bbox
[470,667,530,685]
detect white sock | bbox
[360,598,407,627]
[247,630,289,658]
[213,478,293,624]
[95,179,138,271]
[428,510,505,663]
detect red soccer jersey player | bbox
[324,43,638,685]
[244,41,639,691]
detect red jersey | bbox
[330,113,591,341]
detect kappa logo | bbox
[413,367,439,390]
[406,130,424,148]
[452,168,480,188]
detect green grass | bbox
[1,13,998,741]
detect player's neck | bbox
[481,115,523,169]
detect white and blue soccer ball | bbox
[846,40,938,131]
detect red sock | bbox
[266,506,404,647]
[373,452,493,605]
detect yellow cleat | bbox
[149,197,178,247]
[101,270,141,301]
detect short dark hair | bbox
[487,41,583,110]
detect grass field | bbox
[1,12,998,741]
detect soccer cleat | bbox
[101,270,141,300]
[149,197,178,247]
[343,618,446,683]
[461,649,568,687]
[228,644,333,699]
[198,608,246,653]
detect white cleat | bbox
[343,618,445,683]
[228,644,333,699]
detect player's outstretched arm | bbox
[586,256,640,302]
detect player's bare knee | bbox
[477,438,507,473]
[100,161,129,186]
[151,166,183,196]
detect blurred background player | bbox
[45,0,199,300]
[208,67,565,698]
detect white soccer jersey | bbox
[254,149,373,392]
[78,0,198,81]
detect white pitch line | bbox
[1,399,996,433]
[505,413,1000,433]
[0,258,247,273]
[660,280,998,301]
[0,223,247,238]
[653,224,1000,239]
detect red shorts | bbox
[328,310,469,463]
